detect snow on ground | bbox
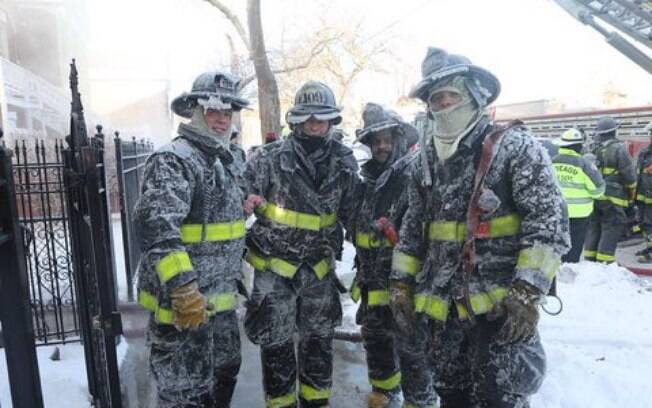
[0,339,128,407]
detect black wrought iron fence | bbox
[114,133,153,301]
[12,138,79,345]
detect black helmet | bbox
[595,116,620,135]
[286,81,342,125]
[171,71,250,118]
[409,47,500,107]
[355,103,418,148]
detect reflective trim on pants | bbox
[299,383,331,401]
[370,371,401,391]
[265,392,297,408]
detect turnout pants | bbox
[148,311,241,408]
[584,201,627,263]
[245,264,342,408]
[356,288,437,407]
[563,216,590,263]
[428,314,545,408]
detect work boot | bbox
[367,391,390,408]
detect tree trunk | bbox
[247,0,281,141]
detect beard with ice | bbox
[429,76,483,161]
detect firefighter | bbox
[242,81,359,408]
[350,103,436,408]
[390,47,569,407]
[134,71,249,407]
[552,128,605,262]
[583,116,637,263]
[635,122,652,262]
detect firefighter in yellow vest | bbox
[584,116,637,263]
[552,128,605,262]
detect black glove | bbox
[497,281,541,345]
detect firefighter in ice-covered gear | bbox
[635,122,652,262]
[350,103,437,408]
[552,128,605,262]
[134,71,249,408]
[391,47,570,408]
[583,116,637,263]
[243,81,359,408]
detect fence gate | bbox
[63,60,123,408]
[12,138,80,344]
[115,134,153,301]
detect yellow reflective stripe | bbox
[637,194,652,204]
[583,250,597,258]
[456,287,508,320]
[180,220,246,243]
[392,251,422,276]
[246,251,330,280]
[312,258,331,280]
[414,294,449,321]
[427,213,520,242]
[596,195,630,207]
[489,214,521,238]
[602,167,618,175]
[265,393,297,408]
[428,220,465,242]
[139,290,236,325]
[207,292,237,313]
[626,182,637,188]
[156,251,193,283]
[299,383,331,401]
[596,252,615,262]
[269,257,301,279]
[370,371,401,391]
[257,203,337,231]
[355,231,391,249]
[351,281,361,303]
[517,246,560,281]
[367,289,390,306]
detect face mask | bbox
[430,98,480,142]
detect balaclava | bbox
[428,76,483,161]
[188,96,232,147]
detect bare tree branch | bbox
[203,0,250,52]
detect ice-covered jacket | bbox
[391,117,570,323]
[593,137,636,207]
[243,133,359,278]
[135,123,246,325]
[350,155,414,302]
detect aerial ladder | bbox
[553,0,652,74]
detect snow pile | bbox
[534,262,652,408]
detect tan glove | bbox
[627,186,637,202]
[497,281,541,345]
[389,280,416,336]
[170,280,207,330]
